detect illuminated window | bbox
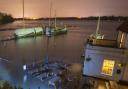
[101,59,115,76]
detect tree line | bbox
[0,12,14,24]
[37,16,128,21]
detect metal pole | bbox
[22,0,25,28]
[54,9,57,28]
[49,0,52,27]
[95,16,100,38]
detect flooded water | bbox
[0,20,121,89]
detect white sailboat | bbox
[90,16,104,39]
[45,0,53,37]
[14,0,43,39]
[45,0,67,36]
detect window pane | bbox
[101,59,115,76]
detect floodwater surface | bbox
[0,20,121,89]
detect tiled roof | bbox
[117,21,128,33]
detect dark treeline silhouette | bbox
[85,16,128,21]
[36,16,128,21]
[4,15,128,21]
[0,12,14,24]
[15,18,35,20]
[14,16,128,21]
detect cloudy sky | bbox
[0,0,128,18]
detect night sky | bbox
[0,0,128,18]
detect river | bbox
[0,20,121,89]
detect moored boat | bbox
[44,0,68,37]
[14,27,43,39]
[89,16,104,40]
[45,26,68,36]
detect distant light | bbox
[76,17,82,19]
[23,65,27,71]
[32,17,37,20]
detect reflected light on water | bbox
[0,63,11,81]
[23,75,27,83]
[97,85,106,89]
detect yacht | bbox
[89,16,104,41]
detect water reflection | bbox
[0,21,121,89]
[0,62,11,81]
[23,75,27,83]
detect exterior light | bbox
[23,65,27,71]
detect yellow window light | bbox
[101,59,115,76]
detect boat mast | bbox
[49,0,52,27]
[95,16,100,38]
[54,9,57,28]
[22,0,25,28]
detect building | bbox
[83,21,128,82]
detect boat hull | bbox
[14,27,43,39]
[44,27,68,36]
[53,27,68,35]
